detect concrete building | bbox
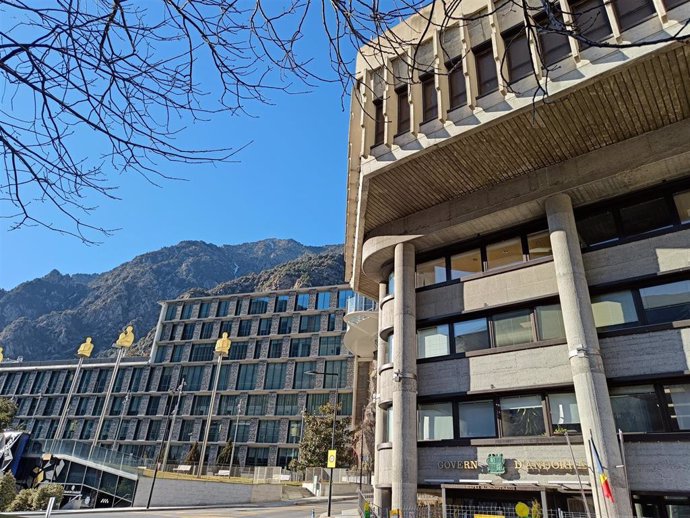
[342,0,690,516]
[0,284,366,507]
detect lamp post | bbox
[229,400,242,475]
[161,378,186,471]
[91,326,134,457]
[112,391,131,452]
[147,378,185,509]
[56,337,94,441]
[197,333,230,477]
[305,370,339,518]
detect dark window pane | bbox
[504,26,533,82]
[458,400,496,437]
[474,43,498,96]
[664,384,690,430]
[592,291,639,328]
[454,318,490,353]
[664,0,687,8]
[397,86,410,134]
[619,197,673,236]
[614,0,656,30]
[421,75,438,122]
[610,386,664,432]
[535,304,566,340]
[572,0,613,48]
[374,99,385,145]
[640,280,690,324]
[536,6,571,66]
[500,395,545,436]
[447,62,467,109]
[578,210,618,246]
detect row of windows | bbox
[154,335,343,364]
[165,290,354,321]
[407,184,690,290]
[406,277,690,361]
[412,382,690,442]
[372,0,684,142]
[161,313,343,343]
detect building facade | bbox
[342,0,690,517]
[0,284,359,482]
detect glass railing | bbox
[346,294,377,314]
[39,439,140,475]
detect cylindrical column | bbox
[391,242,417,512]
[373,282,387,508]
[546,194,632,516]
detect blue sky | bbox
[0,10,354,290]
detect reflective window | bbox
[319,336,341,356]
[387,271,395,296]
[246,395,267,416]
[421,74,438,122]
[416,258,447,288]
[500,395,546,436]
[527,230,552,259]
[249,297,269,315]
[613,0,656,31]
[276,394,299,416]
[619,197,673,237]
[665,384,690,431]
[458,400,496,438]
[316,292,331,310]
[307,393,329,413]
[234,299,244,316]
[610,386,664,432]
[299,315,320,333]
[325,360,348,389]
[275,295,289,313]
[474,42,498,96]
[257,318,272,336]
[181,303,193,320]
[200,322,214,340]
[639,280,690,324]
[674,190,690,223]
[578,210,618,247]
[190,343,213,362]
[278,317,292,334]
[503,25,532,82]
[257,421,279,443]
[293,361,316,389]
[592,291,639,328]
[246,447,269,466]
[572,0,612,48]
[453,318,489,353]
[535,304,566,341]
[536,5,571,66]
[450,249,482,279]
[447,60,467,109]
[385,334,394,364]
[236,364,257,390]
[549,393,581,433]
[417,325,450,359]
[295,293,310,311]
[268,340,283,358]
[264,363,286,390]
[198,302,211,318]
[238,320,252,337]
[493,309,533,347]
[181,323,195,340]
[373,99,384,145]
[289,338,311,358]
[229,342,248,360]
[216,300,230,317]
[397,85,410,134]
[338,290,354,309]
[486,237,523,270]
[418,402,454,441]
[338,393,352,415]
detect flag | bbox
[590,439,615,502]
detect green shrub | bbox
[33,484,64,510]
[6,489,36,512]
[0,472,18,511]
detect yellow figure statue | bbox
[215,332,231,357]
[0,346,4,363]
[77,337,94,358]
[116,325,135,348]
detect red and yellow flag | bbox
[590,439,614,502]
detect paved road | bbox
[15,498,358,518]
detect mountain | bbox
[0,239,344,361]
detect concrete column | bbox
[546,194,633,517]
[373,282,387,509]
[391,242,417,512]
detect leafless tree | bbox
[1,0,687,241]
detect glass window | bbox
[294,361,317,389]
[218,395,238,415]
[500,395,546,436]
[191,395,210,415]
[278,316,293,334]
[307,393,330,413]
[295,293,310,311]
[337,290,354,309]
[385,334,394,364]
[373,99,384,145]
[458,400,496,438]
[299,315,320,333]
[387,271,395,296]
[257,318,272,336]
[338,393,353,415]
[578,210,618,247]
[572,0,612,48]
[198,302,211,318]
[417,325,450,359]
[673,190,690,223]
[454,318,490,353]
[276,394,299,416]
[257,421,280,443]
[325,360,348,388]
[503,25,532,82]
[229,342,248,360]
[216,300,230,317]
[592,291,639,328]
[493,309,533,347]
[486,237,523,270]
[328,314,336,332]
[447,60,467,109]
[181,366,204,391]
[664,384,690,431]
[620,197,673,237]
[277,448,298,468]
[287,420,302,443]
[234,299,244,316]
[640,280,690,324]
[614,0,656,31]
[165,304,178,320]
[246,447,269,467]
[474,42,498,96]
[450,249,482,279]
[218,321,232,338]
[190,344,214,362]
[246,395,267,416]
[181,323,195,340]
[382,406,392,443]
[316,292,331,310]
[181,303,193,319]
[319,336,341,356]
[610,386,664,432]
[230,420,250,443]
[549,393,581,433]
[527,230,552,259]
[236,364,257,390]
[289,338,311,358]
[268,340,283,358]
[535,304,566,341]
[253,342,263,359]
[264,363,286,390]
[275,295,289,313]
[397,85,410,134]
[238,320,252,337]
[416,258,447,288]
[199,322,214,340]
[249,297,269,315]
[418,402,454,441]
[536,5,571,66]
[421,74,438,122]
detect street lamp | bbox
[305,370,339,518]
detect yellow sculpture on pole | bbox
[116,325,135,348]
[215,332,231,357]
[77,337,94,358]
[0,346,4,363]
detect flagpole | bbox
[588,438,603,518]
[564,431,591,518]
[589,431,611,518]
[617,429,630,499]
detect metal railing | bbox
[347,294,377,314]
[40,439,140,475]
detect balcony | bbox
[343,294,378,358]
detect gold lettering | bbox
[514,460,522,470]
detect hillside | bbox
[0,239,344,360]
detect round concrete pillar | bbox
[546,193,632,516]
[391,242,417,512]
